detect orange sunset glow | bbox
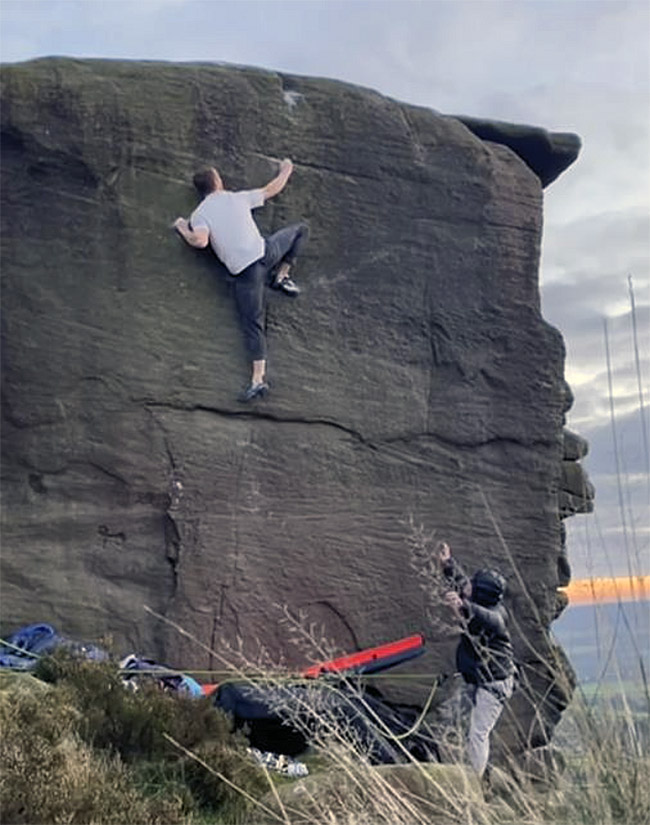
[561,576,650,606]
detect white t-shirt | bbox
[190,188,266,275]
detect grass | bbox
[155,604,650,825]
[549,695,650,824]
[0,652,267,824]
[1,627,648,824]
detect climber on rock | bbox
[444,565,516,780]
[172,158,309,402]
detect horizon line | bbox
[560,575,650,606]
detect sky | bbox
[1,0,648,582]
[562,574,649,605]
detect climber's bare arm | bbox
[172,217,210,248]
[263,158,294,201]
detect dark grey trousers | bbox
[233,222,309,362]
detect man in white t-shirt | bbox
[173,158,308,401]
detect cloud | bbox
[552,311,649,431]
[566,469,649,579]
[540,203,648,438]
[564,390,649,581]
[542,208,649,290]
[580,407,650,474]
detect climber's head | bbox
[471,568,507,606]
[193,167,224,198]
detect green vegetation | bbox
[0,652,267,824]
[0,649,648,824]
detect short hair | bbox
[193,168,218,198]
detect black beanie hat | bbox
[471,569,506,605]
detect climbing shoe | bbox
[273,276,301,296]
[239,380,269,402]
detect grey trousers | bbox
[233,223,309,362]
[467,675,514,777]
[427,673,513,776]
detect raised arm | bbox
[263,158,294,201]
[438,542,471,597]
[172,217,210,249]
[465,602,507,635]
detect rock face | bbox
[1,58,590,754]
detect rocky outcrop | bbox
[1,58,585,755]
[556,427,593,619]
[455,116,581,187]
[559,428,594,518]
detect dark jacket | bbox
[456,598,515,685]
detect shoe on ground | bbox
[239,380,269,402]
[273,276,301,296]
